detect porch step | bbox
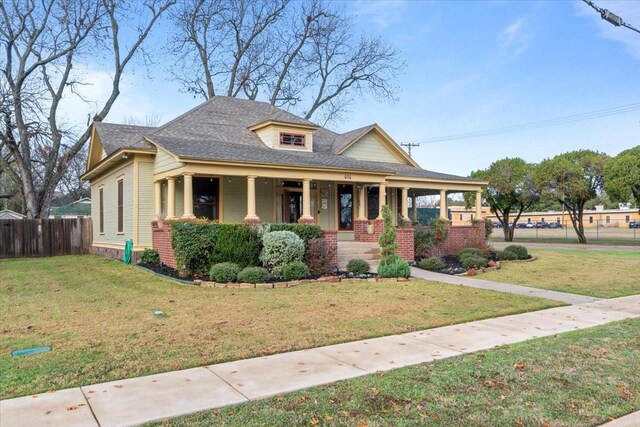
[337,241,381,271]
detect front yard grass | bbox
[153,318,640,427]
[0,255,561,399]
[483,249,640,298]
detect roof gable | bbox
[336,125,418,167]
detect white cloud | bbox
[575,1,640,60]
[351,0,408,28]
[498,17,530,58]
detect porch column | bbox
[411,195,417,221]
[357,186,366,220]
[377,182,386,219]
[154,181,162,219]
[439,189,447,219]
[475,190,483,219]
[244,175,260,222]
[166,177,176,219]
[182,173,195,219]
[401,187,409,220]
[299,178,314,223]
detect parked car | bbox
[525,223,534,229]
[629,221,640,229]
[548,222,562,229]
[536,221,549,228]
[493,222,503,228]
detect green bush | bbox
[418,256,444,271]
[377,255,411,278]
[378,205,397,257]
[268,223,323,249]
[414,218,448,259]
[237,266,272,284]
[139,248,160,265]
[459,248,483,261]
[305,238,336,276]
[209,262,241,283]
[461,255,488,269]
[211,224,261,267]
[281,261,310,281]
[260,230,305,276]
[504,245,528,260]
[346,259,370,275]
[497,250,518,261]
[171,221,217,276]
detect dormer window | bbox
[280,132,306,147]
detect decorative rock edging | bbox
[455,255,537,277]
[198,276,414,289]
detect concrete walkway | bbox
[2,295,638,427]
[411,267,601,305]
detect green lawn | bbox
[0,255,561,399]
[151,319,640,427]
[482,249,640,298]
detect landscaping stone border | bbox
[455,255,537,277]
[198,276,414,289]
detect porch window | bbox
[193,177,219,220]
[338,184,354,230]
[366,186,379,220]
[117,179,124,233]
[279,132,305,147]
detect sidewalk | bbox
[411,267,600,305]
[2,295,638,427]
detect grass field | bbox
[482,249,640,298]
[152,319,640,427]
[0,255,561,399]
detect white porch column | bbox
[154,181,162,219]
[182,173,195,219]
[166,177,176,219]
[357,186,366,220]
[377,182,386,219]
[475,190,483,219]
[401,187,409,220]
[439,189,447,219]
[300,178,313,221]
[244,176,259,222]
[411,195,417,221]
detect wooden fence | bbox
[0,218,92,258]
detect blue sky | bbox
[64,0,640,177]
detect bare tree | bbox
[169,0,404,125]
[0,0,174,218]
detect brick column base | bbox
[323,229,338,268]
[152,220,176,268]
[354,219,384,242]
[243,217,261,225]
[297,217,316,224]
[442,222,486,255]
[396,227,414,262]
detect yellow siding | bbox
[91,161,134,246]
[343,133,404,164]
[154,145,182,174]
[254,125,314,152]
[256,178,275,222]
[137,161,155,246]
[222,177,246,222]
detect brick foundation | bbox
[152,221,176,268]
[90,245,142,264]
[297,217,316,224]
[243,216,261,225]
[354,219,384,242]
[323,229,338,268]
[396,227,414,262]
[442,222,486,255]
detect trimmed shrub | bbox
[346,259,370,275]
[305,238,336,276]
[419,256,444,271]
[237,266,271,284]
[461,255,488,269]
[211,224,261,267]
[209,262,241,283]
[377,255,411,278]
[171,221,217,276]
[497,250,518,261]
[281,261,310,281]
[378,205,397,257]
[140,248,160,265]
[260,231,305,276]
[459,248,483,261]
[505,245,528,260]
[414,218,448,259]
[268,223,323,250]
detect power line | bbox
[400,142,420,156]
[401,102,640,145]
[582,0,640,35]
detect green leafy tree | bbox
[604,146,640,213]
[466,158,539,242]
[535,150,609,244]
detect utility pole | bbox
[581,0,640,34]
[400,142,420,157]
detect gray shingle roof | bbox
[94,96,479,183]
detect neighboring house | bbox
[449,205,492,225]
[82,97,485,258]
[486,206,640,228]
[49,197,92,218]
[0,209,26,220]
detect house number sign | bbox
[344,174,352,180]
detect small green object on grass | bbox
[12,346,52,357]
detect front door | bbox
[283,190,303,223]
[337,184,354,230]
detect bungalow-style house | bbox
[82,97,485,259]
